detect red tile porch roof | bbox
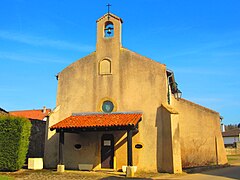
[50,112,142,130]
[10,108,51,121]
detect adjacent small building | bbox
[10,107,51,121]
[10,107,51,158]
[44,13,227,173]
[0,107,8,116]
[222,129,240,147]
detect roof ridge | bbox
[96,13,123,23]
[0,107,8,113]
[10,108,51,112]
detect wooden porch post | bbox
[127,129,133,166]
[59,129,64,165]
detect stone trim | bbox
[162,103,179,114]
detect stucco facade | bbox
[172,98,227,167]
[44,13,227,173]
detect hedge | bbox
[0,115,31,171]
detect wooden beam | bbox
[127,129,133,166]
[57,125,136,133]
[59,129,64,165]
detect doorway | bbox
[101,134,114,169]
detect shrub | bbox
[0,115,31,171]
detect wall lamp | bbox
[173,88,182,100]
[170,82,182,101]
[167,69,182,104]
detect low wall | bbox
[225,148,240,155]
[225,142,240,155]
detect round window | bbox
[102,100,114,113]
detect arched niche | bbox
[99,59,112,75]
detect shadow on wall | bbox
[156,106,163,172]
[156,105,174,173]
[43,119,59,169]
[114,130,138,151]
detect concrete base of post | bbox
[126,166,135,177]
[57,164,65,172]
[28,158,43,170]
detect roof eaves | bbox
[96,13,123,23]
[0,107,8,114]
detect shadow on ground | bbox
[200,165,240,180]
[101,176,152,180]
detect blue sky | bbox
[0,0,240,125]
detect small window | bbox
[135,143,143,149]
[102,100,114,113]
[104,21,114,37]
[99,59,111,75]
[74,144,82,150]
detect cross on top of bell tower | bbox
[106,4,111,13]
[106,3,111,20]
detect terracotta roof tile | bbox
[50,113,142,130]
[9,109,51,120]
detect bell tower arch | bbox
[104,21,114,37]
[96,13,123,52]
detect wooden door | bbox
[101,134,114,169]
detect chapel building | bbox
[44,13,227,173]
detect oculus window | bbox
[102,100,114,113]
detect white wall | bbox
[223,136,239,145]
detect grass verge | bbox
[0,175,14,180]
[227,154,240,165]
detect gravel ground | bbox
[0,169,152,180]
[1,155,239,180]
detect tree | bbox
[225,124,238,131]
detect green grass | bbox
[0,175,14,180]
[227,155,240,164]
[227,155,240,160]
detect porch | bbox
[50,112,142,176]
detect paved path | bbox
[163,165,240,180]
